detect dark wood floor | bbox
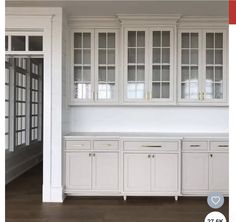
[6,163,228,222]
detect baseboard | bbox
[5,153,42,184]
[42,185,65,203]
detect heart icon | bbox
[211,196,221,205]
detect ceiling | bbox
[6,1,228,17]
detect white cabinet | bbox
[182,153,209,192]
[65,152,119,192]
[151,154,178,192]
[182,140,229,195]
[209,152,229,192]
[66,152,92,190]
[124,28,175,104]
[178,28,228,104]
[124,153,151,192]
[71,29,119,104]
[124,153,179,194]
[93,152,119,191]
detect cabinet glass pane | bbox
[108,33,115,48]
[99,33,106,48]
[107,67,115,82]
[162,66,170,81]
[99,67,106,81]
[128,31,136,47]
[74,50,82,64]
[190,67,198,82]
[191,33,198,48]
[206,50,214,64]
[152,83,160,98]
[153,48,161,63]
[128,48,136,63]
[137,31,145,47]
[137,48,145,63]
[99,49,106,64]
[182,50,189,64]
[128,66,136,81]
[127,83,145,99]
[74,33,82,48]
[162,48,170,63]
[215,67,223,82]
[83,49,91,64]
[108,49,115,64]
[206,67,214,82]
[205,82,214,99]
[215,50,223,64]
[215,83,223,99]
[162,31,170,47]
[11,36,25,51]
[137,66,145,81]
[74,67,82,82]
[162,83,170,98]
[182,33,189,48]
[153,66,160,81]
[181,83,189,99]
[5,36,8,51]
[189,82,198,99]
[29,36,43,51]
[83,67,91,81]
[206,33,214,48]
[191,50,198,65]
[215,33,223,48]
[181,67,189,82]
[98,83,115,99]
[83,33,91,48]
[153,31,161,47]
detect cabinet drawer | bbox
[210,141,229,151]
[65,140,91,150]
[124,141,178,151]
[93,140,119,150]
[182,141,208,151]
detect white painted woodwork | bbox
[124,153,151,192]
[182,141,208,151]
[92,152,119,190]
[66,152,92,190]
[209,152,229,192]
[66,140,91,150]
[151,154,178,192]
[210,141,229,151]
[93,140,119,150]
[182,153,209,191]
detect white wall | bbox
[70,107,228,133]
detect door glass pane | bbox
[74,33,82,48]
[128,31,136,47]
[191,33,198,48]
[215,33,223,48]
[99,33,106,48]
[83,33,91,48]
[137,31,145,47]
[182,33,189,48]
[162,31,170,47]
[11,36,25,51]
[29,36,43,51]
[206,33,214,48]
[153,31,161,47]
[108,33,115,48]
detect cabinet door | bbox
[150,29,174,102]
[203,30,227,103]
[209,153,229,192]
[95,30,118,102]
[124,153,151,192]
[72,30,94,102]
[65,152,92,190]
[182,153,209,192]
[125,30,148,102]
[179,31,201,102]
[92,152,119,191]
[151,154,178,192]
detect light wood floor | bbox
[6,163,229,222]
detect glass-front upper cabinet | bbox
[179,29,227,104]
[72,29,118,104]
[204,31,227,102]
[125,30,147,101]
[95,30,118,102]
[150,29,173,101]
[124,28,174,103]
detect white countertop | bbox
[64,132,229,140]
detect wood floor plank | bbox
[6,163,229,222]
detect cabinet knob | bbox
[148,154,151,158]
[89,153,92,157]
[152,154,155,158]
[93,153,96,157]
[210,154,213,158]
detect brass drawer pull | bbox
[218,145,228,148]
[190,145,200,147]
[142,145,162,148]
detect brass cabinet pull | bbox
[190,144,200,147]
[218,145,228,148]
[142,145,162,148]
